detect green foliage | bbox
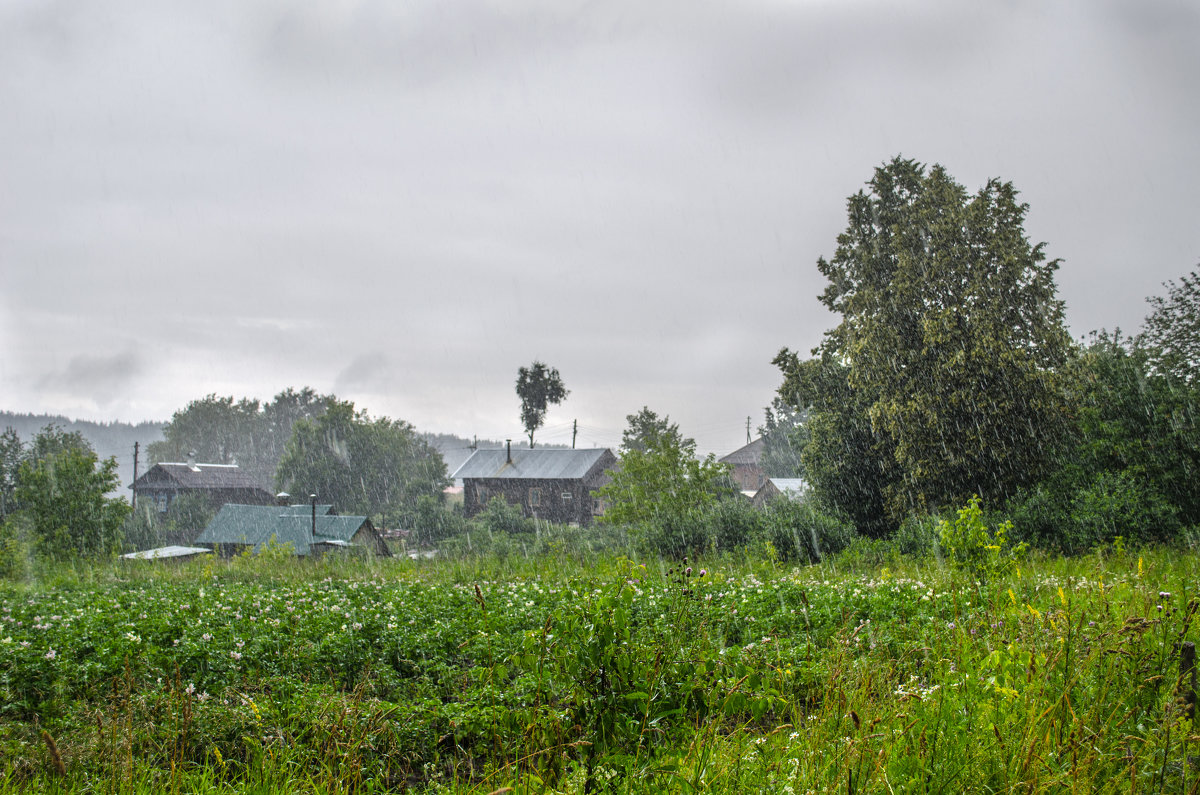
[620,406,690,455]
[275,400,449,527]
[15,444,129,560]
[1007,331,1200,553]
[149,388,334,488]
[780,158,1072,528]
[515,360,568,447]
[410,494,469,546]
[938,495,1025,582]
[0,428,23,521]
[761,499,856,564]
[598,427,733,531]
[773,350,893,537]
[1140,264,1200,384]
[0,516,29,581]
[475,495,535,535]
[709,497,764,553]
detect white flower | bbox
[45,648,56,660]
[125,632,142,643]
[230,651,242,661]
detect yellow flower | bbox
[1058,587,1067,607]
[1008,588,1017,606]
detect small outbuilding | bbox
[751,477,809,509]
[720,438,766,492]
[194,503,391,557]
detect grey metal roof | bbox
[133,463,269,492]
[452,448,614,480]
[719,438,765,466]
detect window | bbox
[476,486,489,504]
[529,488,542,507]
[157,495,168,513]
[561,491,573,502]
[592,498,604,515]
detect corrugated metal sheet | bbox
[134,463,269,491]
[194,503,366,556]
[451,448,613,480]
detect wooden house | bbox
[131,457,273,513]
[751,477,809,508]
[719,438,766,493]
[453,445,617,525]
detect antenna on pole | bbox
[746,416,752,445]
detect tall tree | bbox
[16,429,129,559]
[0,428,23,520]
[597,421,732,529]
[620,407,690,455]
[275,400,449,528]
[758,398,808,479]
[515,361,568,448]
[149,388,334,486]
[791,157,1072,523]
[1140,265,1200,384]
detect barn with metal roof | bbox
[452,445,617,525]
[194,503,391,557]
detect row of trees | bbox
[768,157,1200,550]
[151,391,450,530]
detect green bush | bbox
[760,500,856,564]
[640,509,712,560]
[709,497,763,553]
[938,495,1025,582]
[1070,470,1180,549]
[892,513,940,557]
[476,496,535,535]
[0,516,29,581]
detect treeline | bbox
[147,389,449,529]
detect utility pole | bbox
[746,416,752,445]
[132,441,139,511]
[572,419,578,449]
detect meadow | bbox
[1,538,1198,794]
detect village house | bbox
[453,444,617,525]
[193,503,391,558]
[130,455,273,513]
[719,437,766,493]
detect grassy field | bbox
[1,541,1198,793]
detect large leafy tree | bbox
[515,361,568,448]
[275,401,449,528]
[15,428,128,559]
[783,158,1072,524]
[0,428,23,520]
[620,406,690,455]
[1140,265,1200,384]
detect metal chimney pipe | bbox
[310,493,317,538]
[506,439,512,464]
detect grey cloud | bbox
[36,350,143,405]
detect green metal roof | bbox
[195,504,369,556]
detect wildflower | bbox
[230,651,242,661]
[1160,591,1172,599]
[185,683,196,696]
[202,633,213,642]
[125,632,141,643]
[947,622,956,630]
[699,569,707,578]
[45,648,56,660]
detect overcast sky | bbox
[2,0,1198,457]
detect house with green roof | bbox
[194,503,391,558]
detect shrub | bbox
[1070,470,1180,549]
[709,497,763,553]
[938,495,1025,582]
[476,496,535,535]
[640,509,712,560]
[760,500,855,564]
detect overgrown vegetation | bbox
[2,532,1199,793]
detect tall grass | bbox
[2,543,1198,792]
